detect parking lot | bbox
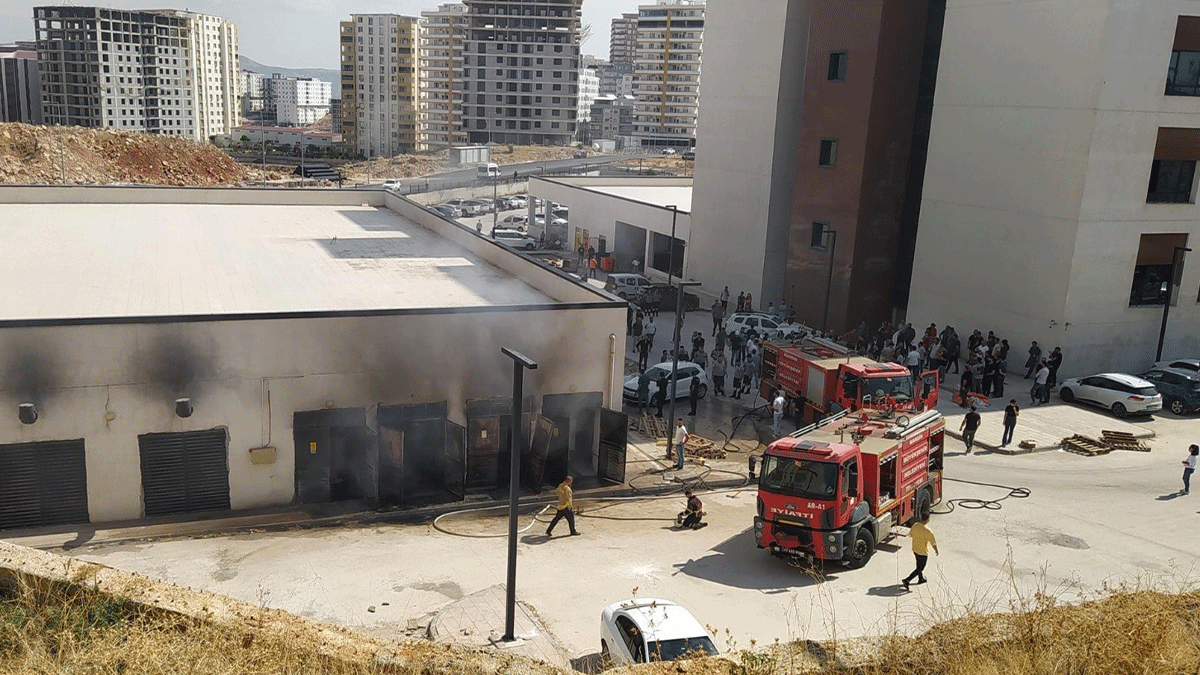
[64,399,1199,661]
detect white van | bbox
[477,163,501,179]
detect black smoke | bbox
[137,333,217,399]
[3,339,58,403]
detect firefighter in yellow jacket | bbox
[545,475,580,537]
[901,515,938,590]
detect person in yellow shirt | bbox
[545,475,580,537]
[901,516,938,590]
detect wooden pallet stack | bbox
[631,413,669,442]
[1101,430,1151,452]
[1061,434,1111,456]
[684,435,728,460]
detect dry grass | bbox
[3,562,1200,675]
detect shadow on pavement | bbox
[866,585,908,597]
[669,526,833,591]
[1156,492,1185,501]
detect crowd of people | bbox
[853,320,1064,408]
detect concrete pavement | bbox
[428,584,570,669]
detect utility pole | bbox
[58,123,66,185]
[500,347,537,642]
[260,126,267,187]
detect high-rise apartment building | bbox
[461,0,583,146]
[0,42,43,124]
[689,0,944,334]
[631,1,704,149]
[589,94,635,142]
[33,6,239,141]
[910,0,1200,373]
[610,13,638,65]
[340,13,420,157]
[418,2,468,151]
[577,66,600,138]
[240,69,265,116]
[270,75,332,127]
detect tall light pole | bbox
[260,125,267,187]
[500,347,537,642]
[821,227,838,334]
[666,280,703,470]
[58,123,66,185]
[1156,245,1192,361]
[664,205,679,288]
[492,173,499,234]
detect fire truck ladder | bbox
[789,408,852,438]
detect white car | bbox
[600,599,718,665]
[661,148,677,156]
[1058,372,1163,418]
[492,229,537,250]
[444,198,483,216]
[725,312,783,339]
[622,362,709,407]
[507,195,528,209]
[381,179,401,191]
[499,214,528,227]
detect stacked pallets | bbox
[1060,431,1152,456]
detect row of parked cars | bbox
[1060,359,1200,418]
[432,195,530,219]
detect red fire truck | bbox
[760,338,939,423]
[753,408,945,569]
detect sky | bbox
[0,0,636,69]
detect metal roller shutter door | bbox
[138,429,230,518]
[0,439,89,530]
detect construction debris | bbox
[684,434,727,460]
[1101,430,1152,452]
[1062,434,1111,457]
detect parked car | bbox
[465,198,494,214]
[600,599,719,665]
[604,273,654,300]
[622,362,709,407]
[681,149,695,161]
[573,149,588,159]
[492,228,537,250]
[551,206,569,219]
[499,214,528,227]
[725,312,784,339]
[381,179,401,191]
[642,283,701,312]
[1140,367,1200,414]
[430,204,461,219]
[1058,372,1163,418]
[444,198,482,216]
[661,148,677,156]
[1154,358,1200,373]
[507,195,528,209]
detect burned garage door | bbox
[138,429,230,518]
[0,439,89,530]
[378,402,461,507]
[465,397,533,493]
[540,392,602,488]
[293,408,376,506]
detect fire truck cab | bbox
[754,408,945,569]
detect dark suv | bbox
[1140,367,1200,415]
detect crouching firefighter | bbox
[677,489,705,529]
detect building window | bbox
[1130,233,1189,306]
[811,221,830,249]
[827,51,847,82]
[1167,50,1200,96]
[1147,159,1197,203]
[819,138,838,167]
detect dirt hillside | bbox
[0,123,259,186]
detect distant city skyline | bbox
[0,0,639,70]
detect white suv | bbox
[725,312,783,338]
[492,229,537,250]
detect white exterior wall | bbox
[688,0,809,306]
[273,78,332,127]
[183,12,239,140]
[577,68,600,125]
[0,308,622,523]
[909,0,1200,376]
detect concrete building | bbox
[340,14,420,157]
[910,1,1200,373]
[0,185,626,530]
[529,176,692,278]
[270,75,332,127]
[330,98,343,134]
[33,6,239,141]
[418,2,468,151]
[689,0,945,330]
[576,66,600,138]
[610,13,638,66]
[240,70,266,116]
[231,125,341,149]
[0,42,43,124]
[461,0,583,146]
[589,94,635,143]
[631,1,704,150]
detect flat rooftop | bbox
[579,185,692,213]
[0,202,554,322]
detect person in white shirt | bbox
[906,347,921,383]
[1182,444,1198,495]
[1031,361,1050,406]
[673,419,689,470]
[772,392,786,437]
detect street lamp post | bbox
[821,227,839,334]
[260,126,267,187]
[493,174,499,234]
[1156,245,1193,362]
[500,347,537,642]
[665,280,702,471]
[664,205,679,289]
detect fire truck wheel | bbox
[845,529,875,569]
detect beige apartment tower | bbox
[631,0,704,149]
[418,3,468,151]
[340,13,420,157]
